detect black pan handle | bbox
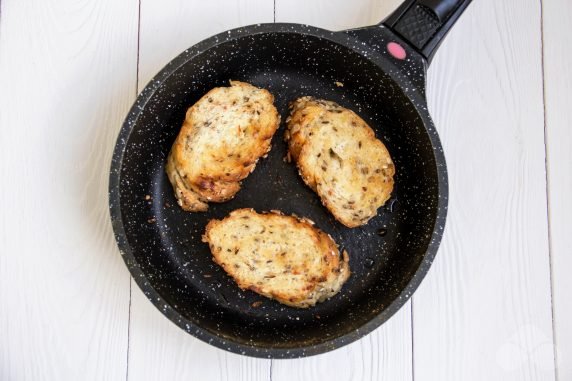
[383,0,472,63]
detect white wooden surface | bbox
[1,0,570,380]
[543,0,572,379]
[416,0,556,379]
[0,0,137,380]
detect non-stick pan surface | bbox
[110,18,453,358]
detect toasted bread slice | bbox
[285,97,395,227]
[166,81,280,212]
[202,209,350,308]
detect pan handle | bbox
[383,0,472,64]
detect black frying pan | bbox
[109,0,472,358]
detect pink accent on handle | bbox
[387,42,407,60]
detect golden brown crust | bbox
[166,81,280,211]
[285,97,395,227]
[202,209,350,308]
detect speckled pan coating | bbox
[109,22,448,358]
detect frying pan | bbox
[109,0,472,358]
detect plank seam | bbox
[126,281,133,381]
[539,0,559,379]
[411,298,415,381]
[126,0,142,379]
[136,0,142,93]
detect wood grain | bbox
[271,302,412,381]
[138,0,275,93]
[0,0,138,379]
[413,0,556,379]
[127,286,271,381]
[127,1,274,380]
[542,0,572,378]
[272,1,413,380]
[275,0,400,31]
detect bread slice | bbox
[202,209,350,308]
[166,81,280,212]
[285,97,395,227]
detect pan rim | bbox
[108,22,448,359]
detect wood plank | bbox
[0,0,138,379]
[271,302,412,381]
[127,1,274,379]
[138,0,275,93]
[272,1,412,380]
[275,0,400,31]
[542,0,572,378]
[413,0,556,379]
[128,286,271,381]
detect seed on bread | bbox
[285,96,395,227]
[202,208,350,308]
[165,81,280,212]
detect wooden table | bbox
[1,0,570,379]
